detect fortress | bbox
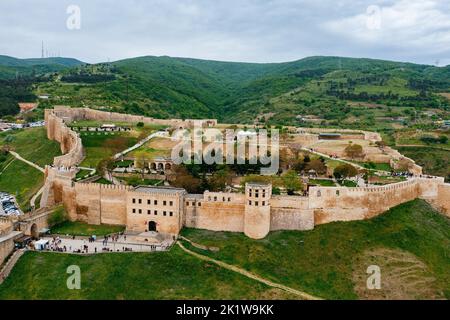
[37,106,450,239]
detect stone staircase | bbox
[0,249,25,285]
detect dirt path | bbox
[30,185,44,209]
[7,151,45,209]
[300,147,367,170]
[9,151,45,173]
[177,241,322,300]
[113,131,168,159]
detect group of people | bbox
[101,233,126,246]
[391,171,414,178]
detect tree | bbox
[439,135,448,144]
[375,140,386,150]
[396,158,413,172]
[344,143,364,160]
[208,166,232,191]
[169,165,202,193]
[333,164,358,180]
[306,159,327,175]
[282,170,302,195]
[134,151,148,179]
[279,148,297,170]
[96,157,115,182]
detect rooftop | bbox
[319,133,342,136]
[133,185,186,195]
[246,182,272,188]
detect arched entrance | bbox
[30,223,39,239]
[148,221,157,232]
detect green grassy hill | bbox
[0,127,61,210]
[181,199,450,300]
[0,55,84,79]
[29,55,450,127]
[0,246,296,300]
[0,199,448,299]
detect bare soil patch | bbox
[352,248,445,300]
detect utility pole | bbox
[41,41,44,59]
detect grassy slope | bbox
[0,246,296,300]
[79,132,138,168]
[0,55,84,79]
[0,155,43,211]
[33,56,450,125]
[0,128,61,210]
[50,221,125,236]
[0,200,447,300]
[397,146,450,181]
[181,199,450,299]
[0,127,61,167]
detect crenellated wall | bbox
[270,196,314,231]
[309,177,445,225]
[39,106,449,239]
[41,166,131,226]
[49,106,217,129]
[184,192,246,233]
[45,109,84,167]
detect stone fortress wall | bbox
[45,108,84,167]
[292,125,422,174]
[41,107,450,240]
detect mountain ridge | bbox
[1,54,449,126]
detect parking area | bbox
[0,192,22,217]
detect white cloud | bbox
[0,0,449,65]
[324,0,450,54]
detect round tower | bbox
[244,183,272,239]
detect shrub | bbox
[47,206,68,227]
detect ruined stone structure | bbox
[39,107,450,240]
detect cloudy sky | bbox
[1,0,449,65]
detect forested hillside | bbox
[1,55,449,125]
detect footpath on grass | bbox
[9,151,45,173]
[176,241,322,300]
[7,151,45,209]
